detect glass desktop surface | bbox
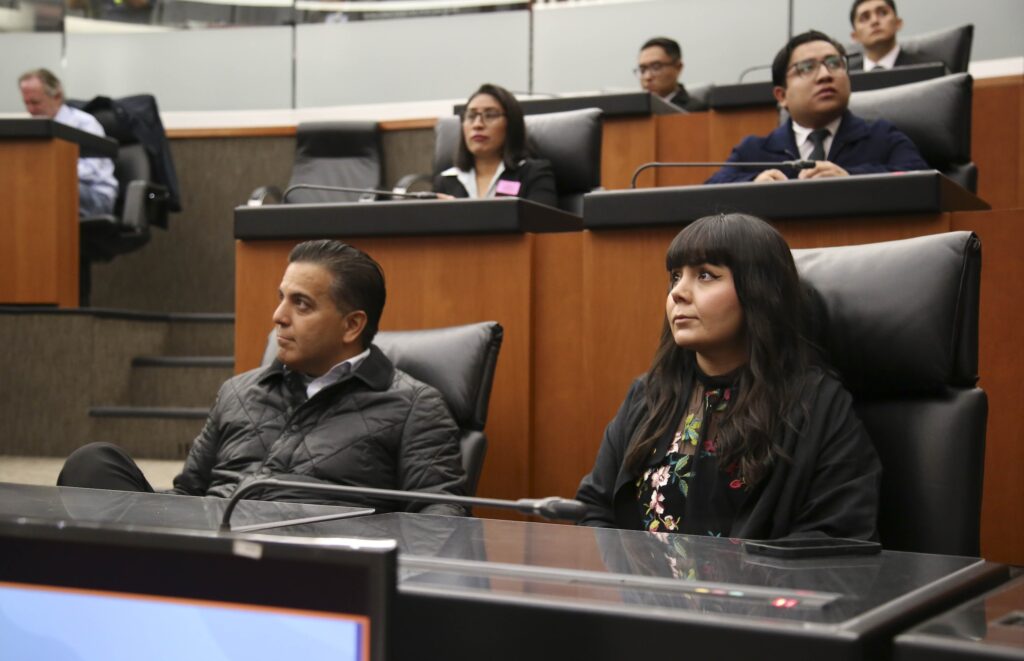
[896,574,1024,658]
[0,482,371,533]
[266,512,998,628]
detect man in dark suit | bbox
[636,37,707,112]
[848,0,926,71]
[706,30,928,185]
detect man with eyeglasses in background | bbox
[636,37,707,112]
[706,30,928,184]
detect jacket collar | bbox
[259,343,395,392]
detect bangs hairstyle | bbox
[624,214,814,487]
[455,83,530,172]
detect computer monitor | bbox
[0,517,396,660]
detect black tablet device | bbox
[743,537,882,559]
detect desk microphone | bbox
[219,478,589,532]
[282,183,439,203]
[630,160,816,188]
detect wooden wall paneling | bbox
[530,231,584,499]
[653,113,711,187]
[951,209,1024,567]
[580,227,679,494]
[972,76,1023,210]
[708,107,778,162]
[770,213,951,249]
[601,117,657,190]
[0,139,78,307]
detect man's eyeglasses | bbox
[787,54,848,78]
[634,61,676,77]
[463,110,505,124]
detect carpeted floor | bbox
[0,456,181,490]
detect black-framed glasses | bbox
[787,54,848,78]
[633,60,676,77]
[463,110,505,124]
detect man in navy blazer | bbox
[706,30,928,185]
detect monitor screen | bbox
[0,518,395,661]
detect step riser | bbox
[165,322,234,357]
[89,417,205,460]
[128,366,232,408]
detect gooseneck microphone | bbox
[282,183,439,203]
[219,478,589,532]
[629,159,816,188]
[737,63,773,83]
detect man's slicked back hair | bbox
[288,239,386,345]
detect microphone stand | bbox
[282,183,439,202]
[629,159,816,188]
[219,478,589,532]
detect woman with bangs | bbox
[576,213,881,540]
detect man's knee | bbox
[58,442,138,489]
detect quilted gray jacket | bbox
[171,344,467,515]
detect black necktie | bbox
[808,128,830,162]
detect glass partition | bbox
[1,0,1022,114]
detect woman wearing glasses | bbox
[576,213,881,540]
[435,83,558,207]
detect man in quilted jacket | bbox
[59,240,467,515]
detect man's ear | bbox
[772,85,787,108]
[850,29,861,44]
[342,310,368,345]
[894,16,903,34]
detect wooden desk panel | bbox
[951,208,1024,568]
[0,139,79,307]
[973,76,1023,210]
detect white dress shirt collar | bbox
[302,348,371,399]
[863,44,901,71]
[439,163,507,198]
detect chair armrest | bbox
[122,180,168,233]
[248,185,282,206]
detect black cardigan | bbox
[576,366,881,540]
[433,158,558,208]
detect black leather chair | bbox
[262,321,503,496]
[850,24,974,74]
[249,120,383,205]
[848,73,976,192]
[420,107,603,214]
[76,104,171,305]
[793,231,984,556]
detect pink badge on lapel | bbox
[495,180,522,196]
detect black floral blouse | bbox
[635,369,749,536]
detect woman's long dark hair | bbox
[623,214,813,487]
[455,83,529,171]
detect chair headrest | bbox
[261,322,503,431]
[848,73,972,168]
[793,231,980,396]
[901,24,974,74]
[295,121,381,159]
[525,108,603,193]
[433,108,603,194]
[374,322,503,430]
